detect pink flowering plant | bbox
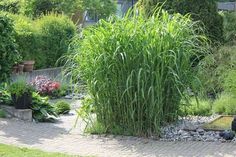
[31,76,61,97]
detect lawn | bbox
[0,144,81,157]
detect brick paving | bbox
[0,109,236,157]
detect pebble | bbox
[160,115,236,143]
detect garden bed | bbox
[160,115,236,142]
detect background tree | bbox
[0,0,21,14]
[20,0,116,20]
[138,0,224,43]
[20,0,83,18]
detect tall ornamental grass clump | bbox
[70,9,208,136]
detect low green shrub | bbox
[0,13,21,81]
[213,94,236,115]
[0,109,6,118]
[55,101,70,115]
[181,98,212,116]
[68,8,208,136]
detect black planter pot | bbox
[11,92,32,109]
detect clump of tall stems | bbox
[67,8,208,136]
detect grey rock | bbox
[196,128,205,136]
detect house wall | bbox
[218,2,236,11]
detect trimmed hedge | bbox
[138,0,224,43]
[36,14,76,68]
[8,13,76,69]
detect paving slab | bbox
[0,110,236,157]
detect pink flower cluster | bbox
[31,76,60,95]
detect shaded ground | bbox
[1,100,236,157]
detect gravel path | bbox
[1,101,236,157]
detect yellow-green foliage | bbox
[223,70,236,96]
[55,101,70,115]
[213,94,236,115]
[181,98,212,116]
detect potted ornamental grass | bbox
[9,80,34,109]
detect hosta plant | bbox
[31,92,58,122]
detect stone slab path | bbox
[1,102,236,157]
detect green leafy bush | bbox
[68,9,208,136]
[138,0,224,43]
[0,13,21,81]
[213,94,236,115]
[55,101,70,115]
[180,98,212,116]
[31,92,58,122]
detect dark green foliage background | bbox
[0,0,21,14]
